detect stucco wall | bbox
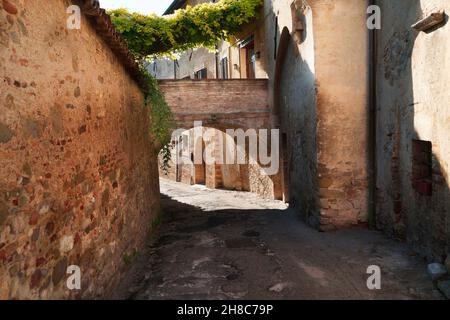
[375,0,450,261]
[0,0,160,299]
[150,47,217,80]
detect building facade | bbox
[374,0,450,261]
[150,0,268,80]
[157,0,450,263]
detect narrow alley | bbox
[114,179,439,300]
[1,0,449,303]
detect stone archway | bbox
[273,27,293,203]
[163,125,257,193]
[273,27,292,120]
[158,79,282,200]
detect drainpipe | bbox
[368,0,378,229]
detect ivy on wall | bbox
[109,0,263,58]
[109,0,262,171]
[141,67,174,173]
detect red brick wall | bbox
[159,79,270,113]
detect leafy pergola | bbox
[109,0,263,58]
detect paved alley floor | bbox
[114,179,441,300]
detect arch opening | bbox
[159,126,281,197]
[273,27,293,203]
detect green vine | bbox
[143,71,173,145]
[141,67,174,173]
[107,0,263,172]
[109,0,263,58]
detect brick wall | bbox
[159,79,270,122]
[158,79,279,199]
[0,0,160,299]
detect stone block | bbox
[319,188,345,199]
[0,201,9,225]
[411,10,446,32]
[319,177,333,188]
[319,199,329,209]
[427,263,448,281]
[2,0,18,15]
[437,280,450,300]
[0,122,14,144]
[445,256,450,272]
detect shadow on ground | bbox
[113,180,441,300]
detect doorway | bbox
[239,36,256,79]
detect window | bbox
[194,68,208,79]
[220,57,229,79]
[412,140,432,196]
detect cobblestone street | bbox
[114,179,441,300]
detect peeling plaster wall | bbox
[0,0,160,299]
[375,0,450,261]
[150,47,217,80]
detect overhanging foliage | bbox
[108,0,262,171]
[109,0,263,58]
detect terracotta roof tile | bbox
[78,0,148,92]
[163,0,187,16]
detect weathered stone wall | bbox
[375,0,450,261]
[265,0,369,229]
[311,0,370,229]
[158,79,277,199]
[0,0,160,299]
